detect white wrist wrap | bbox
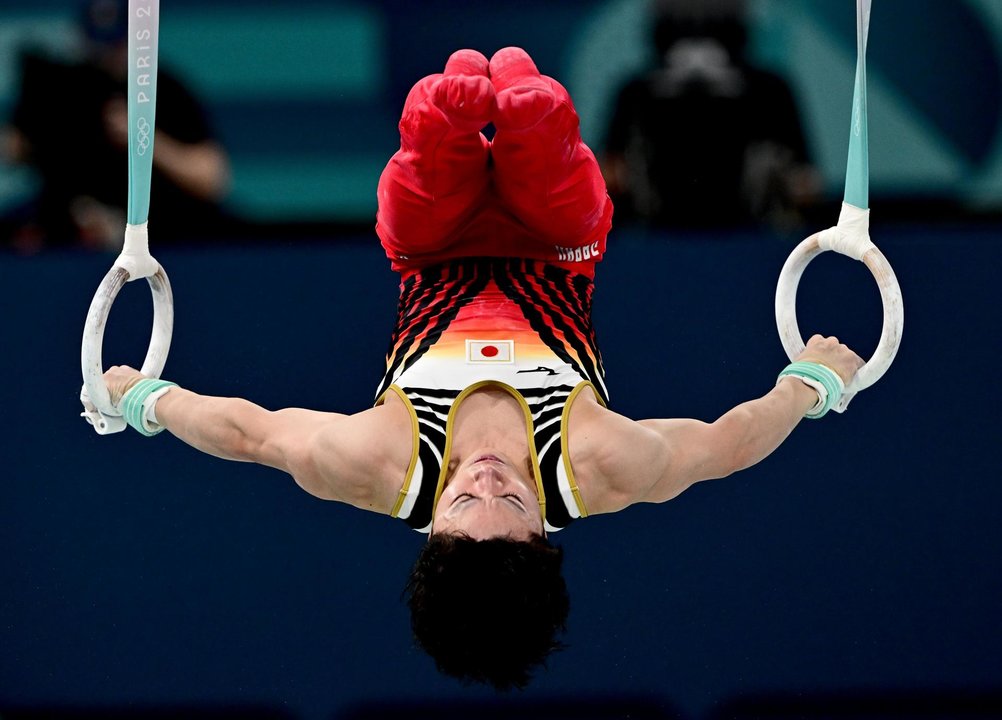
[145,385,177,429]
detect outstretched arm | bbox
[103,366,409,512]
[573,336,864,514]
[636,374,820,500]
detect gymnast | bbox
[98,48,863,690]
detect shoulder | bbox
[280,395,414,514]
[565,394,670,515]
[566,396,737,514]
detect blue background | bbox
[3,225,1000,718]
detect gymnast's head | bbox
[404,450,570,689]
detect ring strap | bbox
[844,0,872,209]
[128,0,160,225]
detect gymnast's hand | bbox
[103,365,147,406]
[795,335,865,384]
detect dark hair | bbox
[405,533,569,691]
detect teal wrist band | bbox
[120,378,178,436]
[778,361,845,419]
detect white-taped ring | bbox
[775,224,903,413]
[80,262,173,433]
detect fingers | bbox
[807,334,837,346]
[797,335,865,384]
[103,365,146,406]
[107,364,139,374]
[807,336,861,364]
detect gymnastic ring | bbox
[775,207,903,413]
[80,262,174,434]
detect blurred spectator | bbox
[2,0,230,252]
[603,0,821,230]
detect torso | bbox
[372,257,609,532]
[374,380,610,514]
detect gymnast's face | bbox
[432,450,544,540]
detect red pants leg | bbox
[376,52,495,272]
[489,48,613,264]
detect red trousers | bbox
[375,55,613,279]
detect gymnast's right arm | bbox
[102,366,409,512]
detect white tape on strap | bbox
[116,222,160,279]
[817,203,876,260]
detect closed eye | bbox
[453,492,476,507]
[502,492,525,509]
[451,492,525,511]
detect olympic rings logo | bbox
[135,117,152,155]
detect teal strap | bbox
[120,378,177,436]
[127,0,161,225]
[843,0,872,210]
[778,362,845,420]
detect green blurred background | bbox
[2,0,1001,225]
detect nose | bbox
[471,464,505,484]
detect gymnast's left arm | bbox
[573,336,863,513]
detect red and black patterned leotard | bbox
[372,48,613,533]
[375,257,608,533]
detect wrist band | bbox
[777,361,845,419]
[120,378,178,436]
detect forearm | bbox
[153,388,272,463]
[152,133,230,201]
[598,375,821,508]
[716,377,818,473]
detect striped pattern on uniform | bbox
[376,258,607,403]
[375,257,609,533]
[392,383,590,532]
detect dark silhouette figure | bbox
[603,0,820,230]
[2,0,229,251]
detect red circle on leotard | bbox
[481,345,499,357]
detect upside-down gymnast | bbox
[100,48,863,690]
